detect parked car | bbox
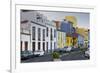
[33,50,44,56]
[54,48,60,52]
[54,46,72,53]
[56,47,72,53]
[66,46,72,52]
[28,51,34,58]
[84,49,90,59]
[71,47,80,52]
[21,51,34,60]
[63,46,72,52]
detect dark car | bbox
[21,51,34,60]
[71,47,80,52]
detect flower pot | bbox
[53,58,61,61]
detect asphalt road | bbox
[21,51,89,63]
[60,51,89,61]
[21,54,53,63]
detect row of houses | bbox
[54,17,90,49]
[20,10,89,53]
[54,19,78,49]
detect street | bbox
[21,54,53,63]
[60,51,88,61]
[21,50,89,63]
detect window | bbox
[50,28,53,41]
[43,29,45,41]
[36,14,41,19]
[46,27,48,37]
[54,42,56,49]
[67,38,69,44]
[21,41,22,51]
[32,42,35,52]
[47,42,48,52]
[51,42,52,52]
[36,14,43,23]
[54,29,56,38]
[25,41,28,51]
[38,28,41,41]
[32,27,35,40]
[38,42,41,50]
[43,42,45,51]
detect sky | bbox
[37,10,90,29]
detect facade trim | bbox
[31,21,46,27]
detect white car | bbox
[33,50,44,56]
[66,47,72,52]
[85,49,90,59]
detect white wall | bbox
[46,25,57,51]
[31,22,46,51]
[21,34,31,51]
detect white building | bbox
[20,19,31,51]
[20,10,56,53]
[45,20,57,52]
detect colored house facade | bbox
[72,32,78,47]
[54,19,78,48]
[56,30,66,49]
[76,27,89,48]
[66,36,73,47]
[78,34,84,47]
[60,20,74,47]
[60,20,73,34]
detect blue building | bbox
[60,20,78,47]
[78,34,84,47]
[60,20,73,34]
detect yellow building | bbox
[65,16,77,27]
[76,27,89,41]
[73,37,78,47]
[65,16,78,47]
[66,36,78,47]
[66,35,73,46]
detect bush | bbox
[80,47,88,52]
[52,52,60,59]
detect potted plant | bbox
[52,52,61,61]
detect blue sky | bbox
[38,11,90,29]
